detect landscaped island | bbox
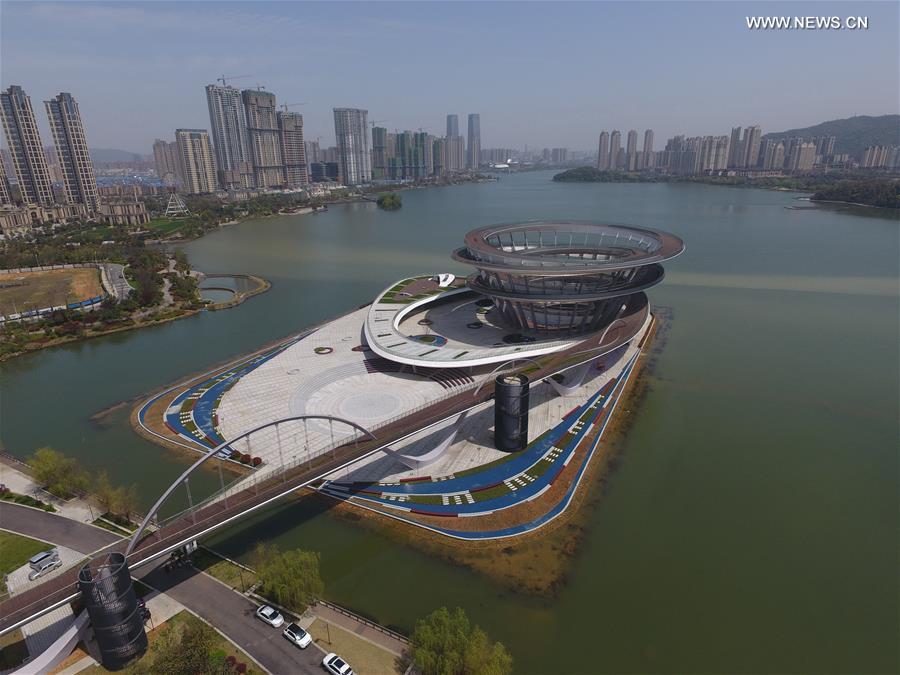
[376,192,402,210]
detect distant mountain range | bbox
[89,148,147,163]
[764,115,899,158]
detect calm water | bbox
[1,173,897,672]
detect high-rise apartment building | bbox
[277,111,308,187]
[727,126,742,168]
[642,129,654,169]
[0,156,11,205]
[447,135,465,172]
[242,89,284,189]
[0,85,54,206]
[597,131,610,170]
[332,108,371,185]
[153,139,181,185]
[206,84,254,190]
[446,114,459,138]
[305,140,321,165]
[371,127,388,180]
[175,129,217,195]
[741,126,762,168]
[466,114,481,169]
[625,130,638,171]
[44,92,98,211]
[609,130,621,170]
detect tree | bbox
[138,617,216,675]
[410,607,513,675]
[252,543,324,612]
[111,484,139,522]
[94,470,116,514]
[29,447,89,499]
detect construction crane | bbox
[369,119,386,128]
[281,103,309,112]
[216,74,253,86]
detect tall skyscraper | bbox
[625,130,638,171]
[277,111,308,187]
[332,108,371,185]
[466,114,481,169]
[0,156,11,205]
[0,85,54,206]
[242,89,284,189]
[372,126,388,179]
[597,131,610,170]
[44,92,98,211]
[175,129,217,195]
[741,125,762,168]
[642,129,654,169]
[206,84,253,190]
[446,114,459,138]
[609,130,621,170]
[727,126,743,168]
[153,139,181,185]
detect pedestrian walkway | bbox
[0,461,96,524]
[308,602,407,657]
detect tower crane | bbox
[216,74,253,86]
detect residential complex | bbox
[205,84,253,190]
[277,110,308,188]
[1,85,55,207]
[332,108,371,185]
[152,139,181,186]
[45,92,99,211]
[243,90,284,189]
[175,129,217,195]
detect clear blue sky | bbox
[1,1,897,154]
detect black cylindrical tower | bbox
[78,553,147,671]
[494,373,530,451]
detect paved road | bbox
[100,263,132,301]
[138,560,323,675]
[0,502,121,554]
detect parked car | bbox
[283,622,312,649]
[27,550,61,581]
[322,652,353,675]
[255,605,284,628]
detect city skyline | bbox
[1,1,897,153]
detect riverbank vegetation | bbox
[27,447,139,521]
[552,166,900,208]
[376,192,403,210]
[810,180,900,209]
[252,543,324,613]
[410,607,512,675]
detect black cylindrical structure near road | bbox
[494,373,530,451]
[78,553,147,671]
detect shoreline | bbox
[0,273,272,363]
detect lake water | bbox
[1,172,896,672]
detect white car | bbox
[322,652,353,675]
[283,622,312,649]
[255,605,284,628]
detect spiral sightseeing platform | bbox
[0,224,682,651]
[134,221,682,538]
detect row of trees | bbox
[811,180,900,208]
[29,447,139,521]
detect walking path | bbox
[0,463,97,524]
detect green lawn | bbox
[145,218,186,235]
[309,618,404,675]
[192,547,257,592]
[0,530,49,576]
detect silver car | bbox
[27,550,61,581]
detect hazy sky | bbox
[2,1,897,154]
